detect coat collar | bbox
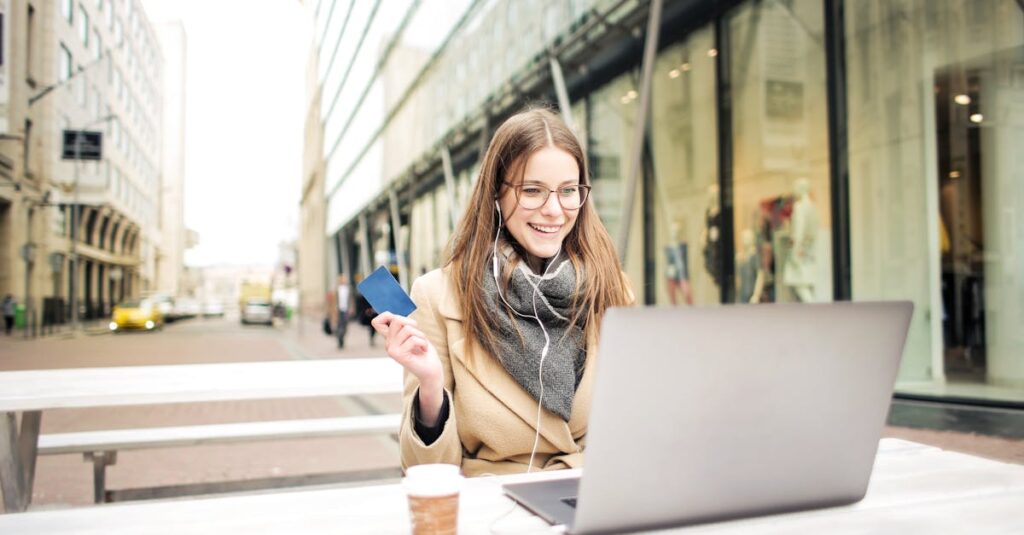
[437,266,463,320]
[436,267,592,453]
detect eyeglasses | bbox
[503,182,591,210]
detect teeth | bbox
[529,223,560,233]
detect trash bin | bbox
[14,304,26,329]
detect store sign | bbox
[61,130,103,160]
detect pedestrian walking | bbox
[2,294,16,335]
[372,107,633,476]
[335,274,351,348]
[355,293,378,347]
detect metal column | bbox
[549,57,575,132]
[615,0,664,263]
[824,0,852,300]
[337,232,352,284]
[358,213,372,276]
[388,189,409,290]
[440,147,459,232]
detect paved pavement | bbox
[1,313,1020,513]
[0,314,400,511]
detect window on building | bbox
[26,5,37,84]
[105,1,113,29]
[78,4,89,44]
[93,29,102,60]
[24,120,33,175]
[589,71,645,294]
[650,24,720,306]
[59,43,73,82]
[114,18,123,47]
[845,0,1024,402]
[62,0,73,23]
[727,0,832,305]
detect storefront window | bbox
[650,25,720,306]
[729,0,833,304]
[588,72,645,292]
[847,0,1024,402]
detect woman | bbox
[372,107,632,476]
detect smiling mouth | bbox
[528,223,562,234]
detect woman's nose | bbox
[540,190,564,216]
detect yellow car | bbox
[110,299,164,332]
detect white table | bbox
[1,439,1022,533]
[0,358,404,513]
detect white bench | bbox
[1,358,405,512]
[38,414,402,503]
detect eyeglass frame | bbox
[500,181,592,211]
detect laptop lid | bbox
[506,301,912,534]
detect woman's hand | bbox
[371,312,445,425]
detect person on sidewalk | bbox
[2,295,15,335]
[372,107,633,477]
[335,274,351,348]
[356,293,378,347]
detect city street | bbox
[0,315,400,510]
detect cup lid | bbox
[404,463,463,496]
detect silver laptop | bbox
[504,301,913,533]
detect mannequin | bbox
[664,221,694,305]
[700,184,724,288]
[783,178,818,302]
[736,229,765,303]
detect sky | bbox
[142,0,309,268]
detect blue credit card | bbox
[357,266,417,317]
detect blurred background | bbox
[0,0,1022,509]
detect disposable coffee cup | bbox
[403,463,463,535]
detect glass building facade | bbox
[310,0,1024,406]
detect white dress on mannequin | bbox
[783,180,818,302]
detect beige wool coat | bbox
[400,267,597,477]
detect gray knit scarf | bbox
[482,249,587,422]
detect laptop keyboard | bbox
[560,497,578,508]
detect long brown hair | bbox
[444,106,633,361]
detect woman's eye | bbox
[560,187,579,196]
[522,187,544,196]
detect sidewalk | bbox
[279,315,388,361]
[3,319,111,341]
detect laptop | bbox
[503,301,913,534]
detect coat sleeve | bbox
[399,272,462,470]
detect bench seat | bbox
[36,413,403,503]
[38,414,402,454]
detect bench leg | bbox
[0,411,41,513]
[18,412,41,505]
[84,451,117,504]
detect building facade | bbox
[302,0,1024,405]
[0,0,170,332]
[153,20,185,298]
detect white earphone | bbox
[490,196,560,473]
[493,200,502,279]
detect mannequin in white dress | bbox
[783,178,818,302]
[736,229,765,303]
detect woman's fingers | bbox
[371,312,417,337]
[396,335,428,358]
[397,323,426,341]
[370,312,393,335]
